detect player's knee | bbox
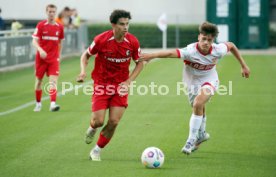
[37,82,42,87]
[193,100,204,110]
[35,79,43,89]
[92,120,104,128]
[91,116,104,128]
[109,119,120,127]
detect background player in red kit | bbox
[77,9,144,161]
[32,4,64,112]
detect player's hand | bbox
[241,65,250,78]
[76,72,86,83]
[118,80,130,96]
[138,53,153,62]
[39,49,47,59]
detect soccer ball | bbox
[141,147,165,168]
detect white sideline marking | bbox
[0,81,93,116]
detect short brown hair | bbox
[110,9,131,24]
[199,21,219,37]
[46,4,57,11]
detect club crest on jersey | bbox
[126,50,130,56]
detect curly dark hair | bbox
[199,21,219,37]
[110,9,132,24]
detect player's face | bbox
[198,33,215,53]
[46,7,57,22]
[113,18,129,37]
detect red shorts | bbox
[92,84,128,112]
[35,58,59,79]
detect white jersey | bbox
[176,42,229,105]
[177,42,229,76]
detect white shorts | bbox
[182,68,219,106]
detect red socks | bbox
[49,89,57,102]
[35,90,42,102]
[97,132,111,148]
[35,88,57,103]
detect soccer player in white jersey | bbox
[140,22,250,155]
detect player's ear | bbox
[212,37,215,43]
[111,23,116,29]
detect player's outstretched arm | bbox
[76,50,91,83]
[118,61,144,96]
[128,61,144,83]
[140,49,179,62]
[226,42,250,78]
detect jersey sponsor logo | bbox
[184,60,215,70]
[107,57,130,63]
[42,36,59,41]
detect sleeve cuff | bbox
[87,48,92,55]
[224,42,230,52]
[176,49,181,58]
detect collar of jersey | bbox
[196,42,212,56]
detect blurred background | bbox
[1,1,276,177]
[0,0,276,70]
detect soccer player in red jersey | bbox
[32,4,64,112]
[77,9,144,161]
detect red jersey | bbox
[87,30,141,85]
[32,20,64,62]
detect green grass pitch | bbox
[0,55,275,177]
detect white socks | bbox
[199,115,207,135]
[188,114,203,140]
[36,102,42,107]
[50,101,56,107]
[94,144,101,152]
